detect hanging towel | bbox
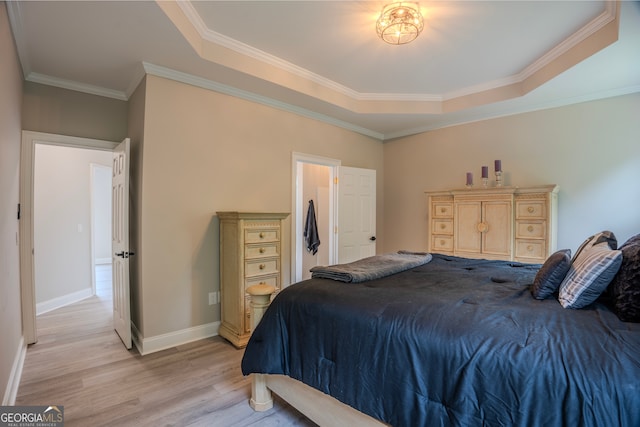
[304,199,321,255]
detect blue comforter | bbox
[241,254,640,427]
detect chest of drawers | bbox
[217,212,289,348]
[426,185,558,263]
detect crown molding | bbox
[125,62,148,99]
[25,72,128,101]
[7,0,628,142]
[443,1,618,102]
[176,1,362,101]
[6,1,30,78]
[357,92,442,102]
[177,1,443,103]
[518,0,617,82]
[385,83,640,141]
[178,0,618,106]
[141,62,384,140]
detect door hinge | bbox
[17,203,20,220]
[334,177,338,184]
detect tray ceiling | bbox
[7,1,640,140]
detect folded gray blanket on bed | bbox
[310,251,432,283]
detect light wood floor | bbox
[16,265,317,427]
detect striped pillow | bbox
[572,230,617,262]
[559,243,622,309]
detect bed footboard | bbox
[246,284,388,426]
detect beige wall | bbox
[22,81,128,142]
[0,1,24,404]
[137,75,384,338]
[126,78,146,333]
[384,92,640,255]
[92,164,112,262]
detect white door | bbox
[112,138,132,349]
[337,167,376,263]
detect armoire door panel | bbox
[482,201,512,256]
[454,202,482,253]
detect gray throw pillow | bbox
[531,249,572,300]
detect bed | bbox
[241,248,640,426]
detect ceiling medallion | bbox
[376,2,424,45]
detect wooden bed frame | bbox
[246,285,388,426]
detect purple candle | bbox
[482,166,488,179]
[494,160,502,172]
[466,172,473,186]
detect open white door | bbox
[337,166,376,263]
[112,138,132,349]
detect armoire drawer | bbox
[245,228,279,243]
[432,202,453,218]
[245,258,279,277]
[516,201,546,219]
[245,243,280,259]
[244,274,279,291]
[432,235,454,252]
[515,240,546,260]
[432,219,453,235]
[515,222,546,239]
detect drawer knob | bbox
[527,206,534,213]
[259,264,265,270]
[527,225,534,232]
[259,232,265,238]
[440,223,446,229]
[527,245,533,252]
[259,247,265,253]
[440,240,445,246]
[477,222,488,233]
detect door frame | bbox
[291,152,340,284]
[19,131,118,344]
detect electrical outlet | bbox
[209,291,220,305]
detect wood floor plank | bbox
[16,266,317,427]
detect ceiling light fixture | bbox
[376,2,424,45]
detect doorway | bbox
[291,153,340,283]
[19,131,119,344]
[33,144,112,315]
[291,153,378,284]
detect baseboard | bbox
[95,258,112,265]
[36,288,93,315]
[131,321,221,356]
[2,336,26,405]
